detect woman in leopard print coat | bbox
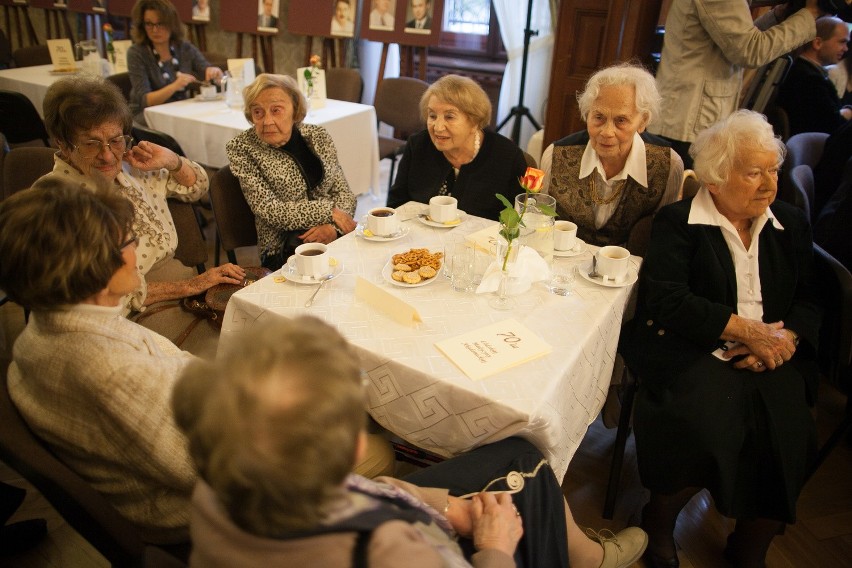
[226,74,357,270]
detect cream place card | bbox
[227,58,256,85]
[464,222,501,255]
[296,67,326,108]
[435,319,551,380]
[111,39,132,73]
[47,38,76,72]
[354,276,422,326]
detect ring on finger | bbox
[755,361,763,368]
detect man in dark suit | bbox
[776,16,851,136]
[258,0,278,28]
[406,0,432,29]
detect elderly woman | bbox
[226,73,357,270]
[387,74,527,221]
[1,180,197,546]
[541,63,683,248]
[174,316,647,568]
[127,0,223,124]
[619,110,820,568]
[40,75,245,354]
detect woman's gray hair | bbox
[43,75,133,148]
[241,73,308,125]
[577,62,660,124]
[690,109,786,188]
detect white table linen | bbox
[219,202,639,480]
[144,98,380,196]
[0,64,64,118]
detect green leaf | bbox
[495,193,513,210]
[538,204,558,217]
[498,208,520,228]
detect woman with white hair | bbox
[619,110,820,568]
[541,63,683,247]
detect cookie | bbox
[391,270,405,282]
[402,271,422,284]
[393,263,412,272]
[418,265,437,279]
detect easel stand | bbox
[374,42,427,100]
[496,0,541,145]
[3,4,38,49]
[187,23,207,52]
[235,32,274,73]
[42,7,75,43]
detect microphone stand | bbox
[496,0,541,145]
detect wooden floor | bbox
[2,162,851,566]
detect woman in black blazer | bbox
[619,110,821,568]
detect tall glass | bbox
[515,193,555,262]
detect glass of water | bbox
[547,261,575,296]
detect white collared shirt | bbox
[687,187,785,321]
[579,132,649,228]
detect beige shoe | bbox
[586,527,649,568]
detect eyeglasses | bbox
[119,234,139,250]
[144,21,166,30]
[71,135,133,159]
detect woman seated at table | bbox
[386,74,528,221]
[174,315,648,568]
[541,63,683,247]
[0,181,395,547]
[619,110,820,568]
[226,73,357,270]
[41,75,245,355]
[127,0,223,124]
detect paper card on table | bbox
[111,40,132,73]
[464,223,502,255]
[355,276,422,326]
[47,38,76,72]
[227,58,256,85]
[435,319,551,381]
[296,67,326,108]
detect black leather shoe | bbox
[642,549,680,568]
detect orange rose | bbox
[309,54,321,67]
[520,167,545,193]
[102,23,113,33]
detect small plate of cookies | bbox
[382,248,444,287]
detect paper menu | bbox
[354,276,422,326]
[464,223,501,255]
[227,58,256,85]
[434,319,552,380]
[47,39,76,72]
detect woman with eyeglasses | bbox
[40,75,244,356]
[127,0,222,124]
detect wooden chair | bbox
[167,199,207,274]
[2,146,56,200]
[325,67,363,103]
[11,44,50,67]
[374,77,429,193]
[107,71,132,103]
[209,165,257,265]
[0,90,50,147]
[131,125,185,157]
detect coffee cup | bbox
[365,207,399,237]
[199,84,217,100]
[288,243,329,279]
[553,220,578,251]
[595,245,630,282]
[429,195,458,223]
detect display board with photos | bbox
[359,0,443,46]
[28,0,69,9]
[66,0,107,14]
[220,0,280,33]
[103,0,135,17]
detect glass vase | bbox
[488,268,515,310]
[515,193,556,262]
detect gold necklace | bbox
[587,174,627,206]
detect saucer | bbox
[577,260,638,288]
[417,210,466,228]
[381,260,443,288]
[281,259,344,284]
[553,238,587,258]
[355,222,410,242]
[194,93,223,102]
[49,68,79,75]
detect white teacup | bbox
[199,84,217,100]
[288,243,329,279]
[553,220,578,251]
[595,245,630,282]
[365,207,399,237]
[429,195,458,223]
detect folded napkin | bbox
[475,245,550,294]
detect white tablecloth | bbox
[144,98,380,196]
[219,203,638,480]
[0,64,64,118]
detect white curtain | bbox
[493,0,554,153]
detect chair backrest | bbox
[2,146,56,200]
[0,29,12,69]
[131,125,185,156]
[0,90,50,146]
[782,131,829,205]
[0,377,147,565]
[681,169,700,200]
[814,243,852,398]
[209,165,257,264]
[325,67,363,103]
[789,164,815,222]
[374,77,429,139]
[12,44,51,68]
[107,71,133,103]
[522,151,537,169]
[167,199,207,274]
[765,103,790,142]
[741,56,792,113]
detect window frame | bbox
[431,2,506,62]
